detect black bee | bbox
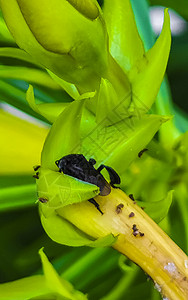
[55,154,121,214]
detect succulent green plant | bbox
[0,0,188,299]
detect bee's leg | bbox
[89,158,96,166]
[97,164,121,187]
[88,198,103,215]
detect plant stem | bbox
[57,188,188,300]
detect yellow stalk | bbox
[57,188,188,300]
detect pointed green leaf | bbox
[105,115,170,173]
[129,9,171,112]
[130,0,154,50]
[39,249,88,299]
[26,85,68,123]
[80,114,170,174]
[103,0,145,72]
[96,78,119,124]
[0,250,88,300]
[0,80,50,122]
[137,190,174,223]
[0,275,48,300]
[37,168,99,208]
[47,70,80,100]
[41,99,85,169]
[39,248,76,299]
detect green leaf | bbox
[0,184,36,211]
[103,0,145,72]
[47,70,80,100]
[40,209,95,246]
[130,0,154,50]
[0,250,88,300]
[26,85,68,123]
[0,66,59,89]
[80,114,170,174]
[37,168,99,208]
[137,190,174,223]
[0,79,50,123]
[154,79,181,146]
[0,17,15,43]
[129,9,171,112]
[96,78,119,124]
[41,99,85,170]
[39,248,86,300]
[0,275,48,300]
[40,207,116,247]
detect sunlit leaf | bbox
[39,248,80,299]
[96,78,118,124]
[129,9,171,112]
[80,114,170,174]
[37,168,99,208]
[41,99,85,170]
[26,85,68,123]
[47,70,80,100]
[0,275,48,300]
[103,0,145,72]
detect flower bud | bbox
[0,0,109,91]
